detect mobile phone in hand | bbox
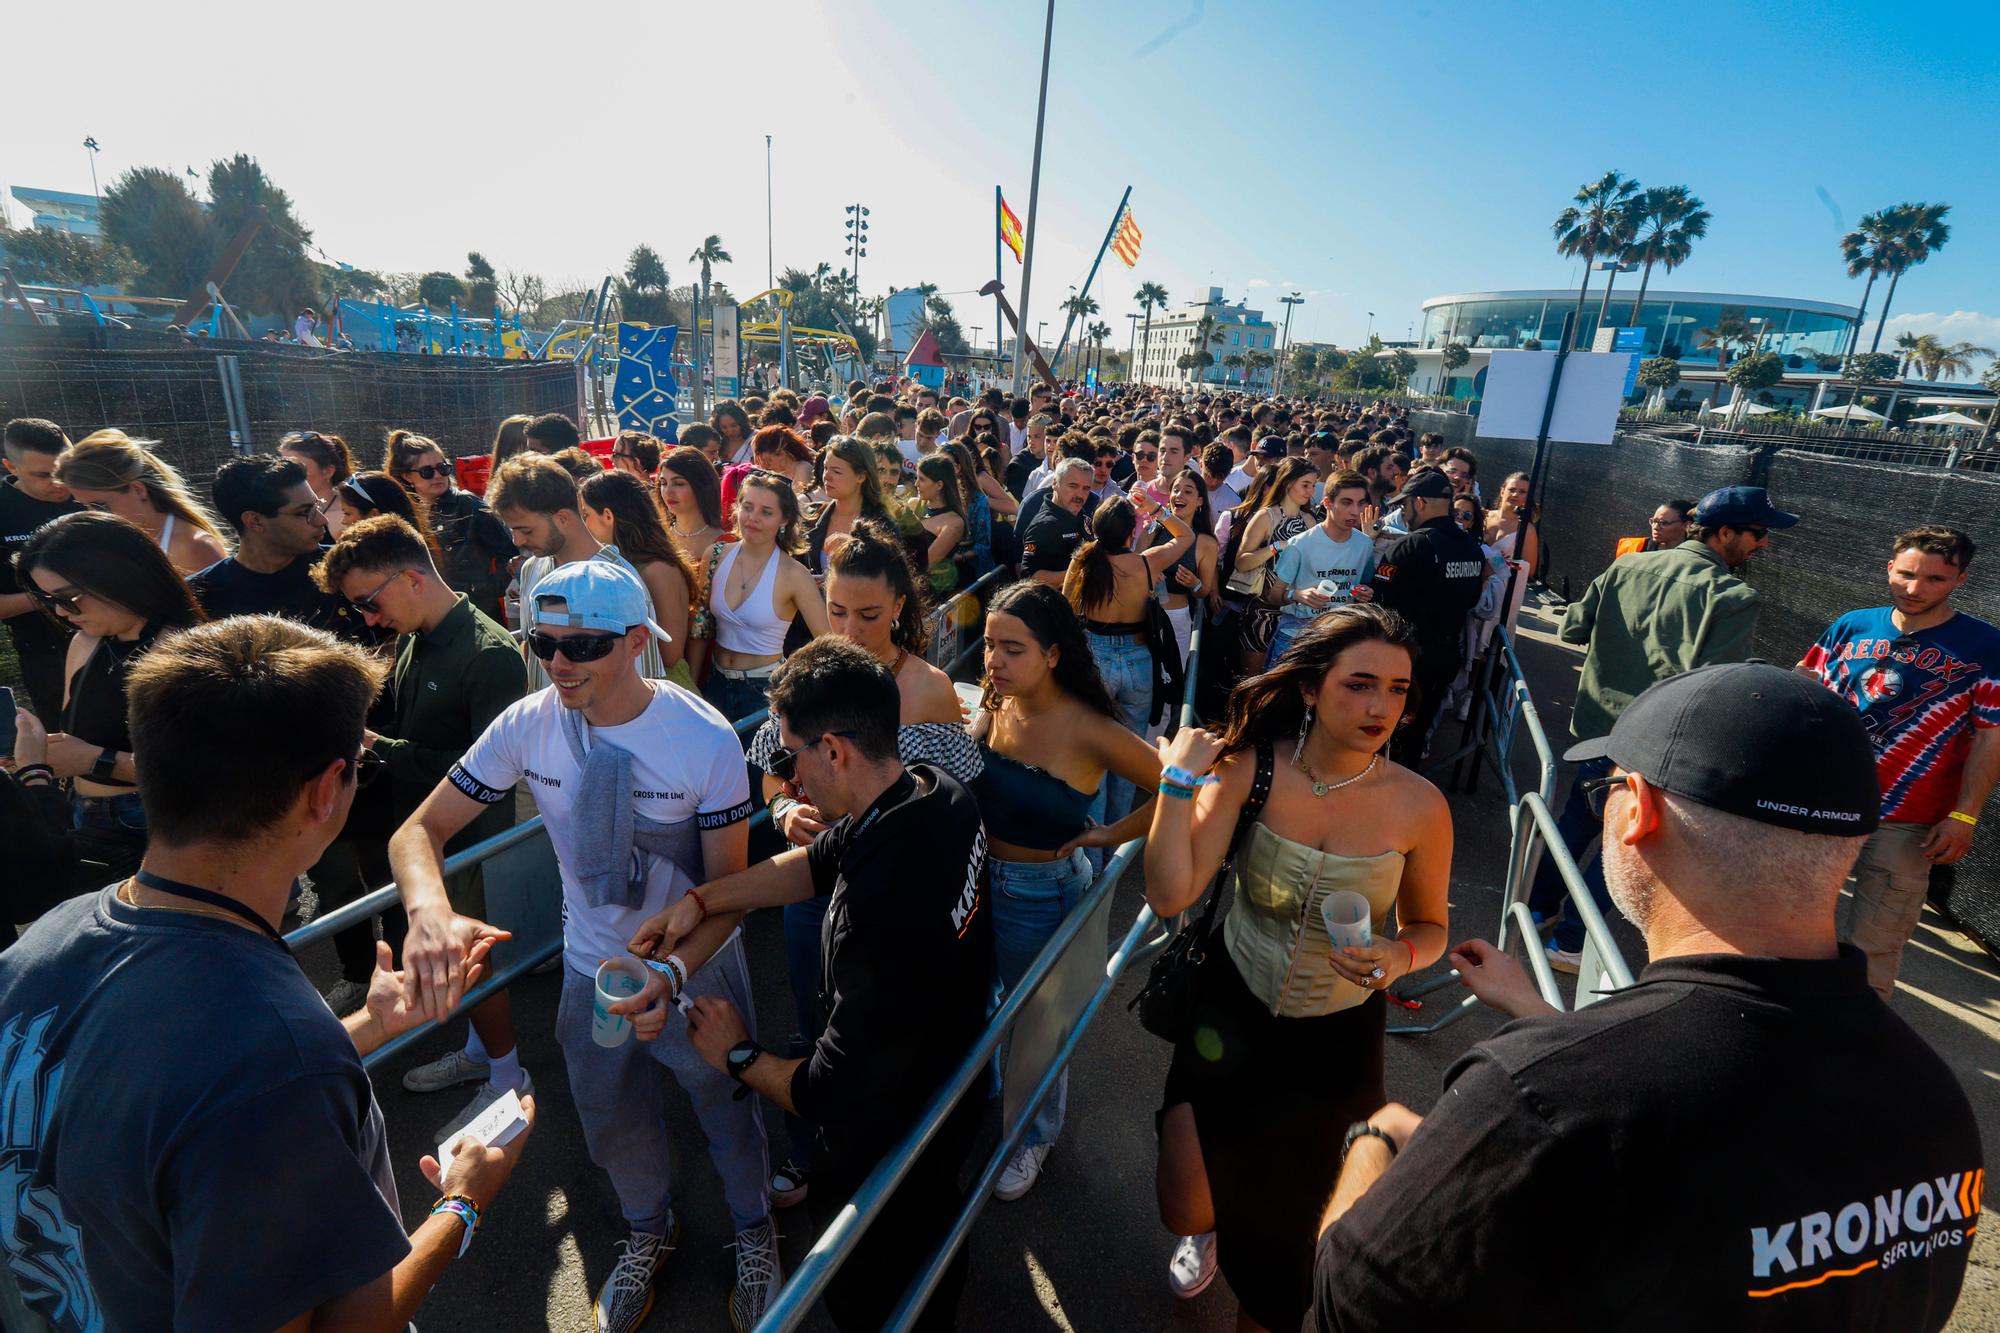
[0,687,14,760]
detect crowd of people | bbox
[0,368,1988,1332]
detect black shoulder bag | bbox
[1129,739,1275,1042]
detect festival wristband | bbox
[430,1195,481,1257]
[1158,780,1196,800]
[1948,811,1979,828]
[770,794,798,822]
[1161,764,1219,789]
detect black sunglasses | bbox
[768,730,854,783]
[348,569,403,613]
[524,629,622,663]
[349,749,386,789]
[1582,772,1628,820]
[1739,526,1769,540]
[1136,451,1159,462]
[30,584,87,616]
[406,464,449,480]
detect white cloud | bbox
[1246,278,1270,288]
[1875,310,2000,379]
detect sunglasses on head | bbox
[524,628,622,662]
[406,464,449,480]
[768,730,854,783]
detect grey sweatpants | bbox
[555,934,771,1234]
[1840,820,1932,999]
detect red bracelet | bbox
[686,887,709,923]
[1402,938,1417,974]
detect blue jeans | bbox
[989,849,1094,1149]
[1085,630,1152,831]
[1265,613,1314,670]
[73,791,147,880]
[1527,756,1615,953]
[781,894,830,1172]
[703,667,772,724]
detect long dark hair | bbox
[984,580,1117,718]
[711,400,753,447]
[279,430,355,485]
[917,454,966,521]
[827,516,929,654]
[17,511,204,630]
[1217,605,1418,757]
[659,446,724,530]
[580,468,699,598]
[342,471,428,531]
[383,428,444,479]
[1165,466,1213,537]
[738,471,805,555]
[491,414,533,468]
[1065,496,1138,615]
[820,435,888,519]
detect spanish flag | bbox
[1112,205,1142,267]
[1000,195,1024,264]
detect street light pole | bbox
[1011,0,1057,394]
[1365,311,1375,342]
[765,135,774,292]
[1277,291,1303,395]
[1126,313,1140,385]
[83,136,101,205]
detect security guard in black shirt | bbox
[1368,468,1487,766]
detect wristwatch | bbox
[1342,1120,1398,1165]
[726,1039,766,1085]
[90,748,120,782]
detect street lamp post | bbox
[1277,292,1303,395]
[83,136,101,205]
[765,135,774,291]
[1365,310,1376,342]
[1011,0,1057,394]
[1126,312,1140,385]
[844,203,870,289]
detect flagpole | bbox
[1049,183,1130,376]
[1011,0,1056,395]
[994,185,1004,371]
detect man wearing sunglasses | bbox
[1530,484,1795,972]
[389,559,778,1332]
[621,637,991,1333]
[0,418,82,720]
[1800,525,2000,998]
[188,455,364,640]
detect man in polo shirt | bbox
[1021,459,1094,588]
[389,560,777,1333]
[1531,484,1790,971]
[1312,664,1981,1333]
[315,514,529,1098]
[1800,525,2000,997]
[623,638,990,1332]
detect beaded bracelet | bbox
[430,1194,481,1257]
[686,886,710,923]
[14,763,54,786]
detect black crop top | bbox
[63,628,160,788]
[969,744,1095,850]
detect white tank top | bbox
[157,512,177,552]
[710,542,789,657]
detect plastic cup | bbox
[1317,578,1345,602]
[592,958,647,1048]
[954,682,984,718]
[1320,890,1374,952]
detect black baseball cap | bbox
[1695,485,1798,530]
[1564,662,1879,837]
[1387,469,1455,505]
[1254,437,1289,459]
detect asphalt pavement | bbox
[293,590,2000,1331]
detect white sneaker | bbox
[1168,1231,1218,1298]
[322,979,368,1017]
[449,1070,535,1128]
[594,1218,678,1333]
[729,1218,782,1331]
[993,1143,1051,1201]
[1545,941,1582,975]
[401,1047,489,1093]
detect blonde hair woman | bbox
[55,431,229,575]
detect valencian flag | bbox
[1112,205,1142,267]
[1000,195,1024,264]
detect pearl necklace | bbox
[1296,751,1377,798]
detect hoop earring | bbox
[1295,705,1315,767]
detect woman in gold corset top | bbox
[1141,604,1453,1333]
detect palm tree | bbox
[1695,317,1752,369]
[1187,312,1226,384]
[1246,349,1274,391]
[1920,338,1994,382]
[1623,185,1711,326]
[1060,292,1100,376]
[1840,208,1903,361]
[1552,170,1641,351]
[1894,330,1924,378]
[687,234,730,403]
[1086,320,1112,381]
[1223,353,1246,386]
[1134,281,1169,385]
[1870,202,1951,352]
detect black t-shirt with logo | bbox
[793,765,991,1164]
[1367,514,1487,674]
[1312,949,1981,1333]
[188,548,372,643]
[0,479,83,654]
[1019,503,1086,578]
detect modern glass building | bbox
[1418,289,1861,368]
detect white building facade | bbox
[1130,287,1279,391]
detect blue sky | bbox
[8,0,1997,365]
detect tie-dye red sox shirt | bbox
[1799,607,2000,824]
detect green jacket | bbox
[1560,540,1761,741]
[371,595,526,851]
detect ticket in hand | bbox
[436,1087,529,1165]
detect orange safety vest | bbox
[1614,536,1649,559]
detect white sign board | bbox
[1475,349,1630,446]
[712,302,741,399]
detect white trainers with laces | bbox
[401,1047,489,1094]
[1168,1231,1218,1298]
[994,1142,1051,1201]
[594,1218,678,1333]
[729,1218,782,1331]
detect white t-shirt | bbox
[897,438,922,469]
[450,681,753,976]
[1273,526,1375,623]
[1227,464,1255,493]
